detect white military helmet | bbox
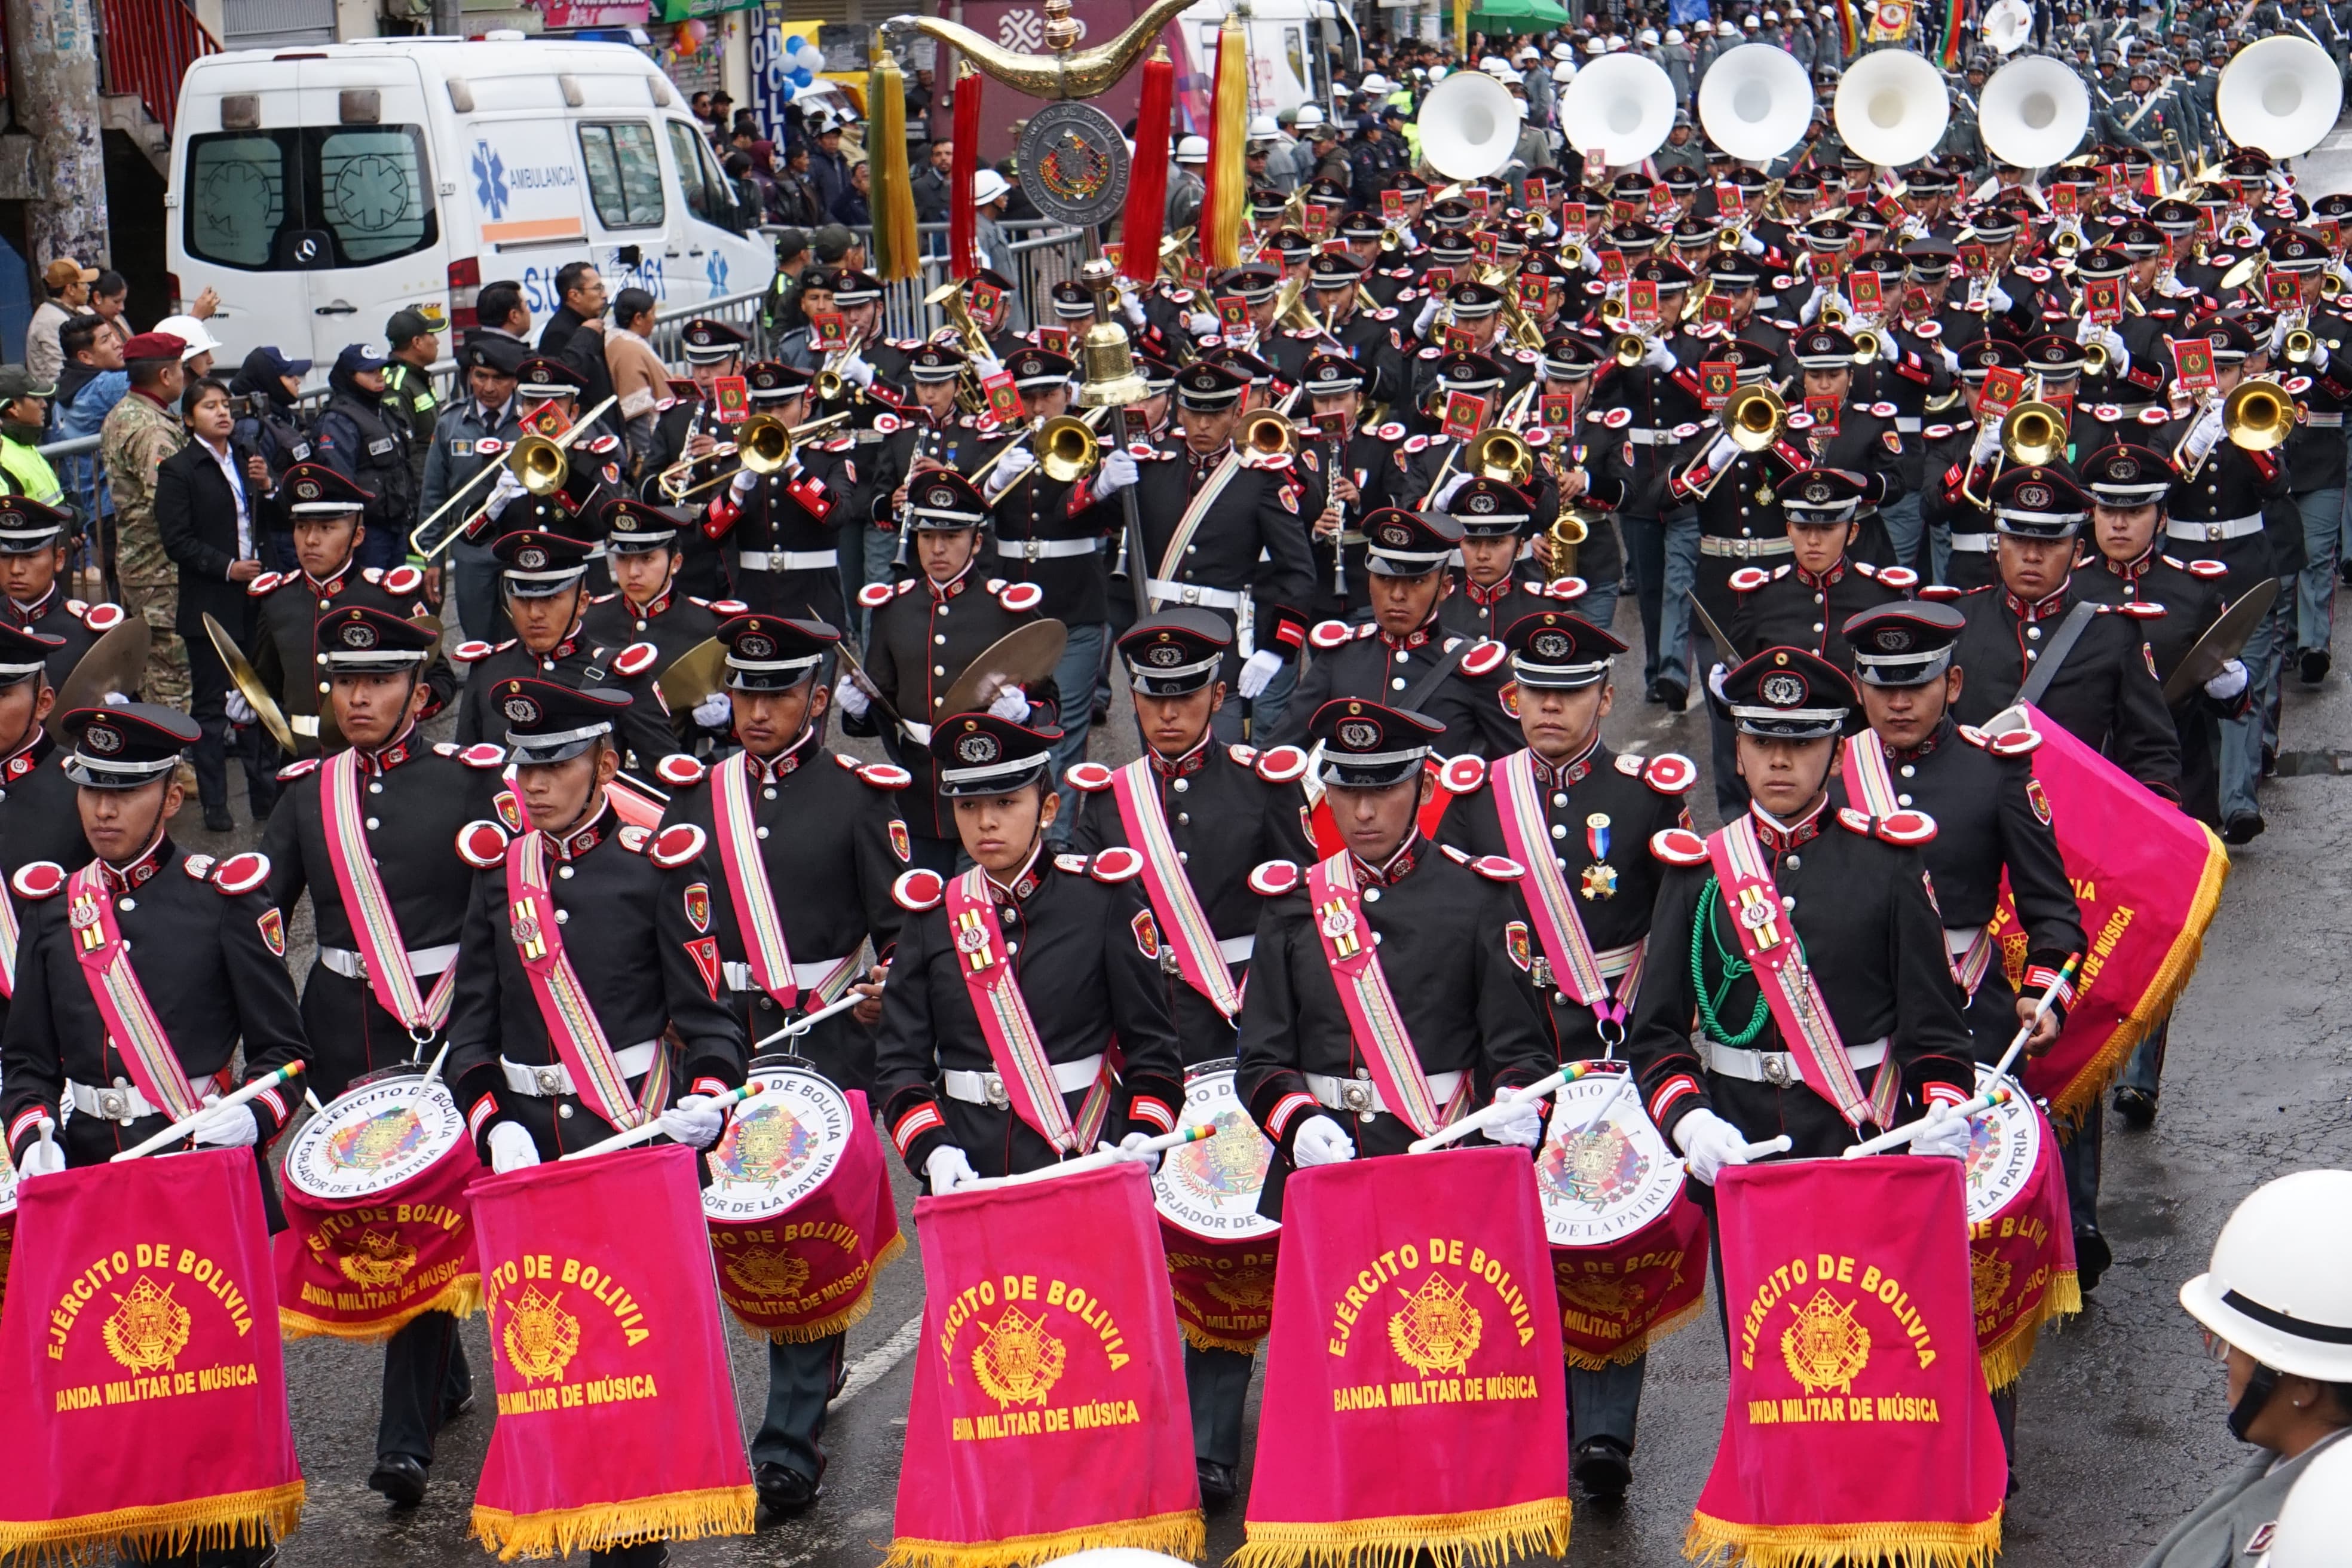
[1248,114,1279,139]
[1295,103,1326,127]
[2180,1170,2352,1382]
[2266,1439,2352,1568]
[1552,61,1577,82]
[1174,135,1209,166]
[1666,27,1685,42]
[1361,72,1391,93]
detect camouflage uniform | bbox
[99,390,190,707]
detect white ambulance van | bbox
[164,37,774,375]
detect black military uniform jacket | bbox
[5,586,117,688]
[1441,572,1585,643]
[1115,440,1316,662]
[474,435,621,552]
[261,733,503,1097]
[1848,334,1955,492]
[874,847,1185,1181]
[1728,558,1915,663]
[841,566,1049,840]
[702,436,867,627]
[1236,835,1552,1217]
[451,624,675,774]
[2,840,309,1172]
[1664,433,1808,621]
[0,730,88,884]
[250,559,453,753]
[1296,422,1409,623]
[656,734,909,1091]
[1919,416,2001,590]
[1266,307,1408,406]
[2143,415,2299,589]
[1065,737,1317,1055]
[640,391,731,599]
[446,803,745,1161]
[2073,545,2236,823]
[1625,804,1976,1159]
[583,586,724,684]
[1275,614,1516,757]
[1441,740,1695,1061]
[1585,334,1711,514]
[989,462,1117,627]
[1945,578,2183,799]
[2284,314,2352,494]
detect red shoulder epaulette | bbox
[277,757,323,782]
[1440,754,1487,793]
[610,642,660,677]
[1249,859,1301,895]
[1065,761,1115,793]
[1255,745,1310,783]
[211,852,270,895]
[1088,847,1144,883]
[1650,827,1710,866]
[996,581,1045,613]
[648,823,705,868]
[656,754,708,789]
[893,868,945,911]
[858,582,896,608]
[11,862,66,900]
[1457,639,1507,678]
[1644,753,1698,794]
[858,762,911,789]
[458,820,510,868]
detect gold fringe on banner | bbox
[883,1505,1205,1568]
[279,1271,483,1343]
[1563,1296,1707,1372]
[1231,1494,1571,1568]
[740,1232,909,1345]
[1179,1320,1270,1356]
[473,1484,755,1563]
[1978,1269,2082,1393]
[868,33,921,283]
[2046,832,2228,1130]
[0,1479,306,1568]
[1684,1508,2001,1568]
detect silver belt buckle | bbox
[1180,585,1202,605]
[1337,1079,1374,1114]
[1762,1054,1793,1088]
[98,1087,128,1120]
[983,1072,1010,1110]
[534,1065,564,1095]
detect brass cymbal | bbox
[656,637,727,713]
[203,612,298,756]
[46,618,152,738]
[938,619,1068,720]
[2164,579,2279,705]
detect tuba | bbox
[1558,53,1679,169]
[2216,36,2344,158]
[1979,56,2093,171]
[1833,49,1952,169]
[1417,69,1522,182]
[1697,43,1814,163]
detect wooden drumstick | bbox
[111,1061,308,1162]
[556,1080,767,1162]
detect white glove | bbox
[1291,1114,1358,1167]
[834,676,871,718]
[1579,246,1604,275]
[730,466,760,499]
[1970,421,2002,465]
[986,684,1031,722]
[1484,1086,1544,1148]
[2075,312,2104,345]
[2097,327,2127,374]
[1091,447,1138,499]
[1413,296,1444,336]
[691,690,732,729]
[1704,432,1741,471]
[1910,1101,1973,1160]
[16,1132,65,1180]
[1186,311,1221,336]
[1799,284,1830,325]
[2183,405,2226,461]
[1707,661,1728,701]
[1433,470,1474,509]
[486,466,526,518]
[1237,648,1284,699]
[1672,1107,1751,1186]
[1739,229,1766,256]
[987,446,1037,492]
[2310,343,2332,375]
[972,353,1005,380]
[188,1098,259,1150]
[1984,284,2014,314]
[2204,657,2249,700]
[1101,1131,1163,1174]
[223,689,255,726]
[488,1121,540,1173]
[1120,287,1148,327]
[656,1092,728,1150]
[1640,335,1677,372]
[925,1144,981,1193]
[840,350,875,388]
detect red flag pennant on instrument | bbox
[948,65,982,281]
[887,1163,1202,1568]
[1238,1148,1572,1568]
[1959,1068,2081,1391]
[1693,1158,2006,1568]
[0,1150,305,1563]
[1985,703,2230,1123]
[468,1147,755,1558]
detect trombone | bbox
[980,406,1115,506]
[1682,386,1786,500]
[662,411,855,503]
[408,395,617,561]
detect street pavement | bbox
[232,143,2352,1567]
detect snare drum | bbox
[702,1056,904,1342]
[1961,1064,2080,1388]
[275,1064,482,1340]
[1538,1070,1711,1370]
[1153,1061,1279,1354]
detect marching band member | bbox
[701,362,867,630]
[0,494,122,688]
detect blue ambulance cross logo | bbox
[472,141,510,220]
[706,252,730,293]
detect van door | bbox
[295,57,442,368]
[662,120,760,301]
[452,84,596,328]
[578,117,676,305]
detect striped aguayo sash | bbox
[323,749,457,1035]
[504,832,670,1129]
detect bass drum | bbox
[1537,1068,1711,1370]
[1153,1060,1279,1355]
[281,1061,466,1203]
[1961,1063,2080,1389]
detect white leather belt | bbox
[319,942,460,981]
[1305,1068,1464,1117]
[1218,933,1254,963]
[501,1041,660,1097]
[1147,579,1241,609]
[2169,513,2264,543]
[292,715,321,738]
[1700,535,1796,558]
[68,1074,211,1123]
[2306,411,2344,427]
[997,537,1101,560]
[1895,416,1922,433]
[1699,1036,1889,1086]
[737,549,837,571]
[1949,532,1995,551]
[942,1053,1104,1107]
[1622,428,1672,445]
[723,956,855,993]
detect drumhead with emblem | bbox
[1538,1073,1685,1246]
[284,1071,467,1201]
[1153,1062,1279,1242]
[703,1061,855,1224]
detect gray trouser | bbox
[1569,1354,1644,1451]
[2119,1009,2172,1098]
[752,1331,847,1481]
[1186,1343,1254,1468]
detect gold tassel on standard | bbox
[869,34,921,283]
[1683,1509,2002,1568]
[279,1270,484,1343]
[472,1484,757,1563]
[749,1232,909,1345]
[1231,1495,1572,1568]
[1199,15,1249,271]
[0,1479,307,1568]
[883,1506,1207,1568]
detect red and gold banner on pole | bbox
[1985,705,2229,1123]
[887,1163,1202,1568]
[1238,1149,1572,1568]
[468,1147,755,1560]
[1692,1159,2007,1568]
[0,1151,305,1565]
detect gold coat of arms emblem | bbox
[103,1276,193,1373]
[971,1306,1067,1407]
[1388,1273,1483,1376]
[1781,1288,1873,1395]
[724,1247,813,1300]
[339,1227,421,1287]
[503,1285,583,1382]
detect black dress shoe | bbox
[203,805,234,834]
[367,1454,428,1508]
[1655,678,1689,713]
[754,1462,822,1517]
[1573,1438,1631,1499]
[2222,811,2267,846]
[2075,1227,2113,1294]
[1196,1459,1239,1505]
[2301,648,2332,685]
[2112,1085,2158,1128]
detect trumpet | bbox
[2224,378,2294,452]
[408,395,618,561]
[662,411,855,502]
[2002,400,2069,466]
[976,406,1115,504]
[1853,327,1886,367]
[2324,272,2348,301]
[1241,408,1297,461]
[1685,385,1787,499]
[2284,327,2319,365]
[1465,427,1536,487]
[2083,339,2109,378]
[1820,298,1851,328]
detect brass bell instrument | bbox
[1465,427,1536,488]
[1684,385,1787,500]
[663,410,855,502]
[1852,327,1886,367]
[2082,339,2109,378]
[1241,408,1297,461]
[2323,272,2347,301]
[2001,400,2069,466]
[408,394,618,561]
[2284,327,2320,365]
[978,405,1116,505]
[2224,378,2293,452]
[1820,298,1851,329]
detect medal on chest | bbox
[1580,811,1616,900]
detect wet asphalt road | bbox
[234,144,2352,1568]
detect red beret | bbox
[119,332,188,362]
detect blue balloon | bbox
[791,66,813,85]
[783,33,806,50]
[777,81,795,100]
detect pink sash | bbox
[942,866,1119,1153]
[1108,759,1243,1019]
[323,749,455,1037]
[711,752,801,1010]
[0,885,18,1001]
[1490,749,1644,1035]
[66,862,206,1122]
[1702,817,1900,1129]
[1302,850,1456,1138]
[503,833,670,1130]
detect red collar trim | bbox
[1748,797,1827,854]
[545,802,611,861]
[747,727,818,780]
[1350,833,1422,886]
[1149,733,1214,779]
